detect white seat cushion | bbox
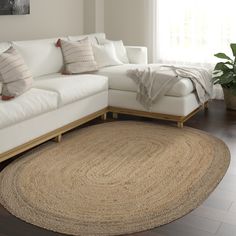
[94,64,195,97]
[34,73,108,106]
[0,88,58,129]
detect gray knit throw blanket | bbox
[127,65,213,110]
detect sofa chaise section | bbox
[94,64,195,97]
[94,64,205,126]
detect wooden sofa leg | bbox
[112,112,118,119]
[204,102,209,110]
[177,122,184,129]
[54,134,62,143]
[101,113,107,121]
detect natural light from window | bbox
[156,0,236,66]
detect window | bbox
[155,0,236,66]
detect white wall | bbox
[104,0,149,47]
[84,0,149,47]
[0,0,84,42]
[83,0,152,60]
[95,0,104,33]
[103,0,153,61]
[84,0,96,34]
[0,0,152,58]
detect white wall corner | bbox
[84,0,105,34]
[95,0,105,33]
[146,0,157,63]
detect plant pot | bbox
[223,88,236,110]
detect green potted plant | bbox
[214,44,236,110]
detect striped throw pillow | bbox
[58,38,98,74]
[0,47,33,101]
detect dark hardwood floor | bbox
[0,100,235,236]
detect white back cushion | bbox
[68,33,106,45]
[12,38,65,78]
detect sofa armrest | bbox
[125,46,148,64]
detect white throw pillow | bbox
[97,38,129,64]
[92,43,123,68]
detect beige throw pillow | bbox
[0,47,33,101]
[59,38,98,74]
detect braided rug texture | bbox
[0,121,230,236]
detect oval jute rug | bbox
[0,121,230,236]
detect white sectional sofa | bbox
[0,33,206,163]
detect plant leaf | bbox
[214,53,232,61]
[225,61,234,66]
[213,70,220,74]
[230,44,236,57]
[214,62,231,72]
[217,72,234,85]
[212,77,220,85]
